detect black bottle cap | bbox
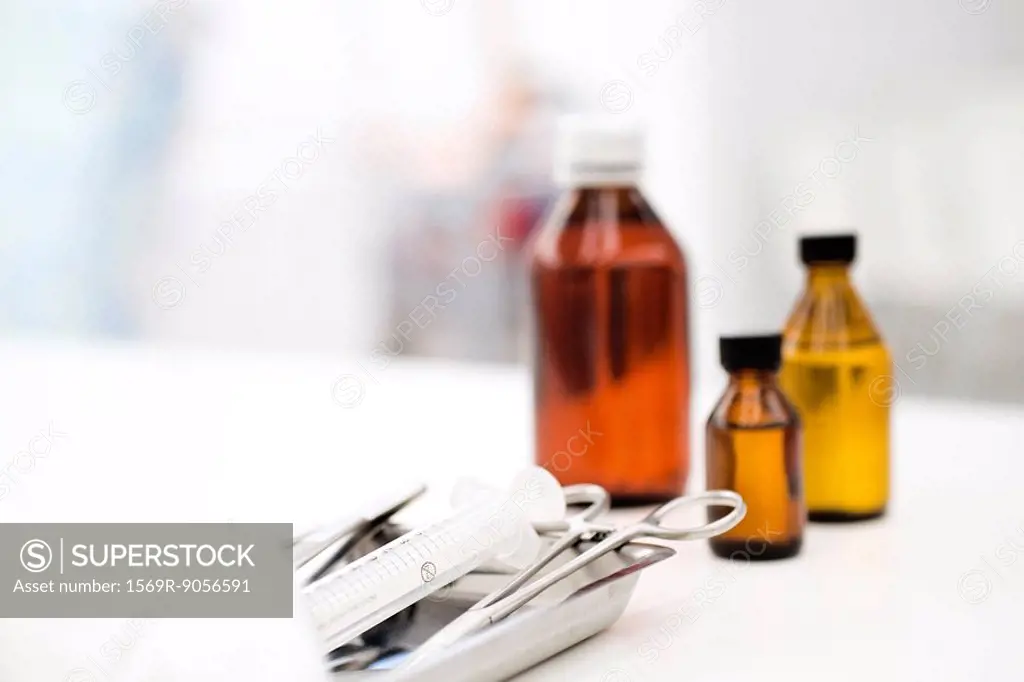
[799,233,856,264]
[719,334,783,372]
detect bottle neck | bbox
[559,184,662,229]
[805,263,852,289]
[573,185,639,202]
[728,369,779,388]
[560,165,642,188]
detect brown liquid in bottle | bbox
[530,186,690,505]
[706,337,804,560]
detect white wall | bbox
[40,0,1021,378]
[139,0,714,362]
[706,0,1024,329]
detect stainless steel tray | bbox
[318,524,674,682]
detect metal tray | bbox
[318,524,674,682]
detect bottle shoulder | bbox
[707,381,799,430]
[530,187,686,270]
[783,278,886,350]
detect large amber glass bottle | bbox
[780,234,890,521]
[530,119,690,505]
[706,335,804,560]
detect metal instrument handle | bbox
[636,490,747,541]
[488,490,746,623]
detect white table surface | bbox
[0,340,1022,682]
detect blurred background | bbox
[3,0,1024,403]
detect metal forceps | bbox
[476,484,612,608]
[401,488,746,668]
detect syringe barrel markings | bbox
[304,499,525,632]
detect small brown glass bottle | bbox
[530,118,690,505]
[706,335,804,560]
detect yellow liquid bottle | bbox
[780,234,890,521]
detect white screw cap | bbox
[555,115,646,186]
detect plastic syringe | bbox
[303,469,561,652]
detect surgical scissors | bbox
[401,488,746,669]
